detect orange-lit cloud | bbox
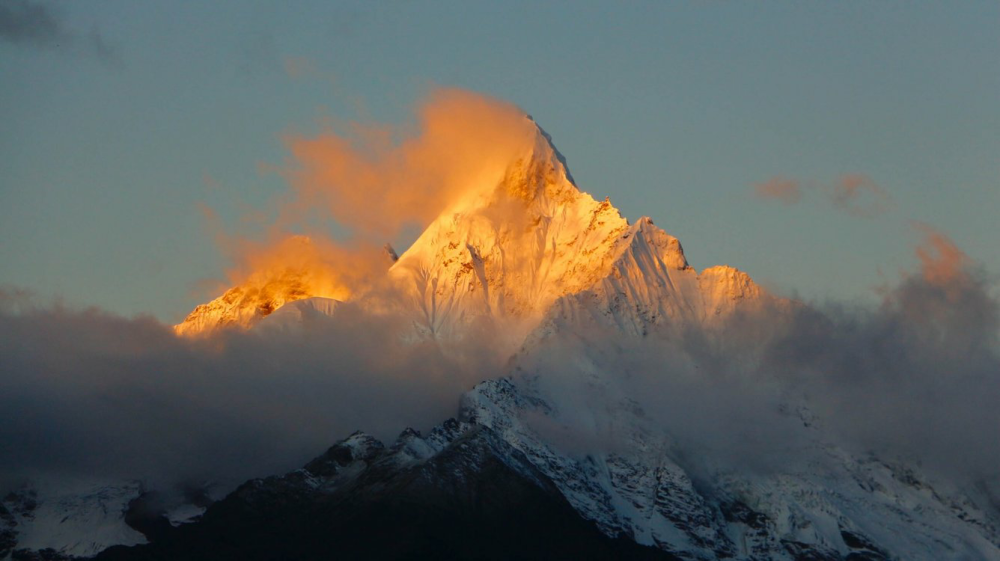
[913,222,972,300]
[280,87,537,239]
[227,233,395,305]
[175,232,394,336]
[753,177,801,204]
[228,235,360,302]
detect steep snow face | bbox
[538,217,766,339]
[388,125,631,341]
[387,123,765,345]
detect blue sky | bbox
[1,1,997,322]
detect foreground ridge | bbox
[75,390,1000,561]
[94,421,676,561]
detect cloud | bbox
[4,221,995,499]
[278,87,536,239]
[509,225,998,484]
[694,226,997,480]
[86,25,117,62]
[752,176,801,204]
[0,0,120,64]
[757,228,998,479]
[752,173,892,218]
[0,291,508,491]
[827,173,892,217]
[283,56,321,80]
[913,222,972,297]
[0,0,61,46]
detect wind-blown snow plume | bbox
[280,87,537,238]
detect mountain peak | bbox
[388,141,632,338]
[174,237,349,337]
[442,117,580,218]
[174,268,319,336]
[632,216,690,270]
[176,124,764,339]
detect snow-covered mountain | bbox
[14,117,997,560]
[173,268,322,336]
[386,129,767,347]
[177,117,768,345]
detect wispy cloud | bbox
[0,292,508,490]
[283,56,320,80]
[0,0,61,46]
[828,173,892,218]
[280,87,534,239]
[752,173,892,218]
[0,0,120,64]
[753,176,801,204]
[518,223,999,483]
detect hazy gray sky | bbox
[1,1,997,321]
